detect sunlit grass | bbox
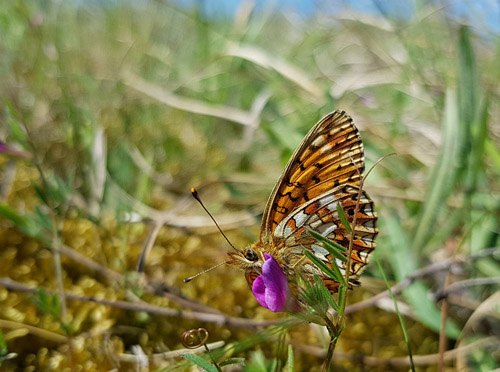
[0,0,499,371]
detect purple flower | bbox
[252,254,299,312]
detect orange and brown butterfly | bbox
[225,110,378,300]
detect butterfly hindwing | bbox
[273,185,377,285]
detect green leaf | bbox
[304,251,345,286]
[0,204,44,239]
[464,97,488,192]
[458,25,480,141]
[307,230,347,262]
[313,275,338,311]
[4,101,27,146]
[183,353,218,372]
[32,289,62,321]
[0,331,7,357]
[337,285,346,316]
[287,344,294,372]
[485,138,500,170]
[336,204,352,233]
[0,203,30,229]
[219,358,244,367]
[296,276,328,318]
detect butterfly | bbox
[226,110,378,294]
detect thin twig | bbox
[432,277,500,301]
[345,247,500,314]
[438,290,449,372]
[59,244,123,282]
[0,277,279,329]
[137,221,163,272]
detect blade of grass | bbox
[411,89,461,252]
[383,214,461,338]
[376,257,416,372]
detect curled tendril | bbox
[181,328,209,349]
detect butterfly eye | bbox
[244,249,259,262]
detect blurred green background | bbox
[0,0,499,371]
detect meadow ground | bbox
[0,1,499,371]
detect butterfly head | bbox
[226,243,267,271]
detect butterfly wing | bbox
[273,185,377,292]
[259,110,376,293]
[261,110,365,244]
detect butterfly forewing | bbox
[261,111,365,242]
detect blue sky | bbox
[175,0,500,33]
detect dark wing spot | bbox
[312,175,320,184]
[334,179,340,187]
[314,163,324,169]
[348,208,355,216]
[296,159,306,171]
[303,192,310,201]
[280,191,299,202]
[337,164,342,171]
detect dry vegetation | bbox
[0,1,499,371]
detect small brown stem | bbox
[322,337,337,372]
[437,297,449,372]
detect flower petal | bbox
[261,254,289,312]
[252,276,269,309]
[251,254,301,313]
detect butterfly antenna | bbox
[183,261,228,283]
[191,188,241,254]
